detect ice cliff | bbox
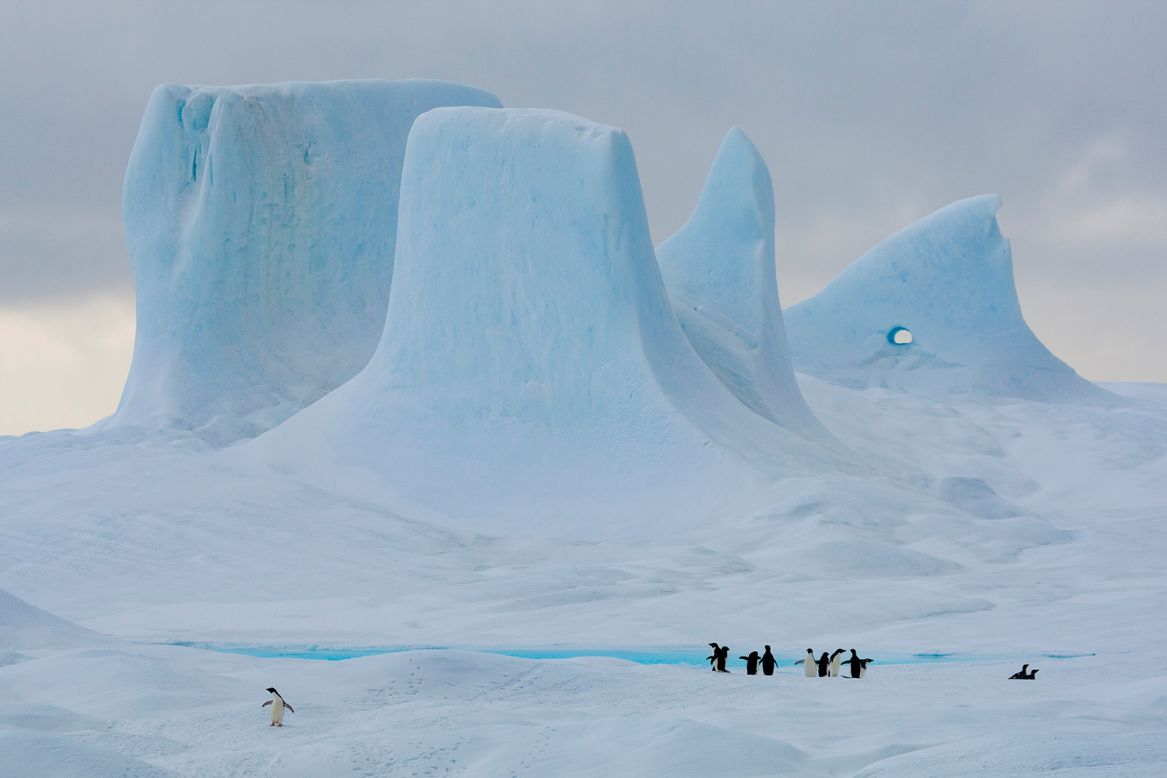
[111,80,501,443]
[252,108,826,534]
[784,195,1113,402]
[656,128,825,438]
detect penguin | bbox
[842,649,874,679]
[717,645,730,673]
[794,648,816,677]
[829,648,846,677]
[262,687,295,726]
[816,651,832,677]
[1009,664,1039,679]
[707,643,720,672]
[740,651,760,676]
[760,645,778,676]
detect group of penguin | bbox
[706,644,874,678]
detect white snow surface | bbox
[784,195,1115,403]
[657,128,825,439]
[2,91,1166,776]
[109,80,501,444]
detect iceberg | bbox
[251,108,826,534]
[110,80,502,443]
[656,128,826,438]
[784,195,1114,402]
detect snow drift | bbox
[110,80,501,443]
[0,589,98,650]
[784,195,1113,402]
[656,128,824,438]
[252,108,828,534]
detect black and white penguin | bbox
[262,687,295,726]
[716,645,730,672]
[829,648,846,677]
[795,648,816,677]
[816,651,832,677]
[842,649,874,678]
[761,645,778,676]
[1009,664,1039,679]
[740,651,761,675]
[707,643,721,672]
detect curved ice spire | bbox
[784,195,1113,403]
[657,128,825,437]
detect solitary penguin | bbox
[262,687,295,726]
[740,651,761,675]
[829,648,846,677]
[761,645,778,676]
[1009,664,1039,679]
[816,651,832,677]
[842,649,874,679]
[794,648,816,677]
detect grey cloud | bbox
[0,0,1163,379]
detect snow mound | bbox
[110,80,502,444]
[784,196,1114,403]
[251,108,826,535]
[0,589,98,650]
[656,128,826,438]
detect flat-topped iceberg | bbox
[251,108,828,534]
[111,80,501,443]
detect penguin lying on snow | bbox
[262,687,295,726]
[1009,664,1039,679]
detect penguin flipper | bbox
[262,700,272,707]
[285,703,295,713]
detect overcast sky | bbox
[1,0,1164,434]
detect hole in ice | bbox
[888,326,913,345]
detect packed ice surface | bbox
[248,108,838,536]
[109,80,501,444]
[3,86,1167,775]
[784,195,1114,403]
[657,128,825,438]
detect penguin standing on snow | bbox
[707,643,720,672]
[829,648,846,677]
[1009,664,1039,679]
[262,687,295,726]
[740,651,761,675]
[761,645,778,676]
[842,649,874,678]
[794,648,816,677]
[816,651,832,677]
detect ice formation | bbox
[252,108,824,533]
[111,80,501,443]
[656,128,824,438]
[784,195,1112,402]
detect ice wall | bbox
[112,80,501,443]
[784,196,1113,403]
[656,128,825,438]
[253,108,824,533]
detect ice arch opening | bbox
[888,326,913,345]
